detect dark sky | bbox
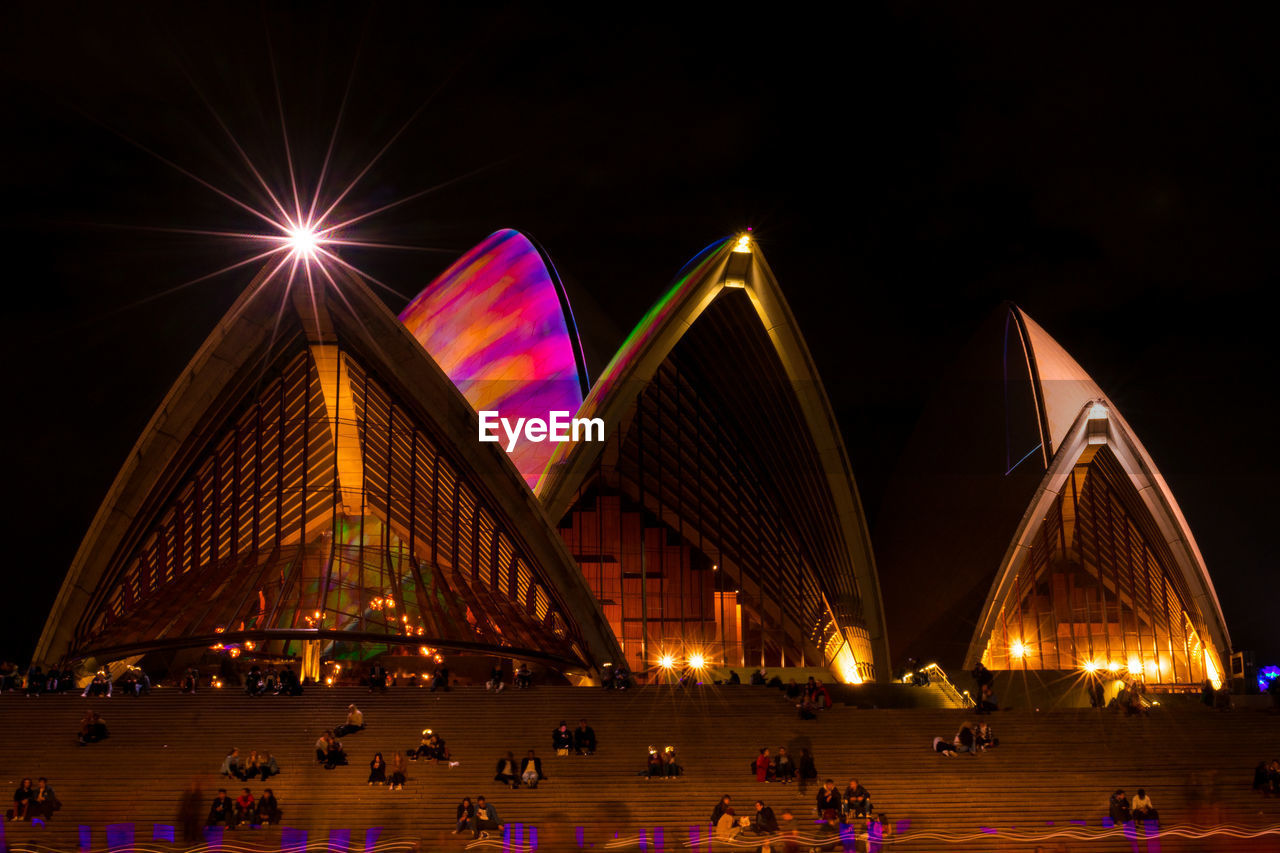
[2,3,1276,666]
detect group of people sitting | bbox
[452,795,501,838]
[243,665,303,696]
[484,663,535,693]
[643,745,682,778]
[409,729,453,763]
[1108,788,1159,823]
[219,748,280,781]
[206,787,281,829]
[77,711,109,746]
[1,664,77,695]
[80,670,116,697]
[932,721,997,756]
[780,676,832,719]
[815,778,874,823]
[551,719,597,755]
[8,778,57,822]
[599,664,633,690]
[747,742,793,778]
[710,795,782,841]
[494,750,546,788]
[366,752,408,789]
[314,731,349,769]
[1112,679,1152,716]
[1253,759,1280,795]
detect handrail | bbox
[920,662,975,708]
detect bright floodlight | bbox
[1082,660,1098,673]
[688,653,706,670]
[287,225,320,258]
[658,653,675,669]
[1009,640,1028,660]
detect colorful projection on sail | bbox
[398,229,587,490]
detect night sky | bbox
[3,4,1276,667]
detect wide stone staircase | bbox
[2,685,1278,851]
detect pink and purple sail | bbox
[398,229,588,490]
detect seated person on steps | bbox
[334,704,364,737]
[520,750,545,788]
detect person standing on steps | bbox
[798,748,818,793]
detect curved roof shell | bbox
[541,235,891,681]
[34,260,622,675]
[398,229,588,491]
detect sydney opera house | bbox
[876,304,1230,693]
[33,230,1229,694]
[34,230,888,686]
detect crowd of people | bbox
[8,778,57,822]
[218,748,281,781]
[205,787,281,829]
[4,651,1234,845]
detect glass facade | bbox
[73,343,586,666]
[556,289,875,680]
[982,445,1220,683]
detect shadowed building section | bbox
[878,304,1229,690]
[397,229,589,491]
[32,262,622,678]
[540,235,890,682]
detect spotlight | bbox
[1009,640,1029,660]
[287,225,320,259]
[1107,662,1120,672]
[1082,661,1098,674]
[658,654,675,670]
[688,653,706,670]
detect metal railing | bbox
[903,662,975,708]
